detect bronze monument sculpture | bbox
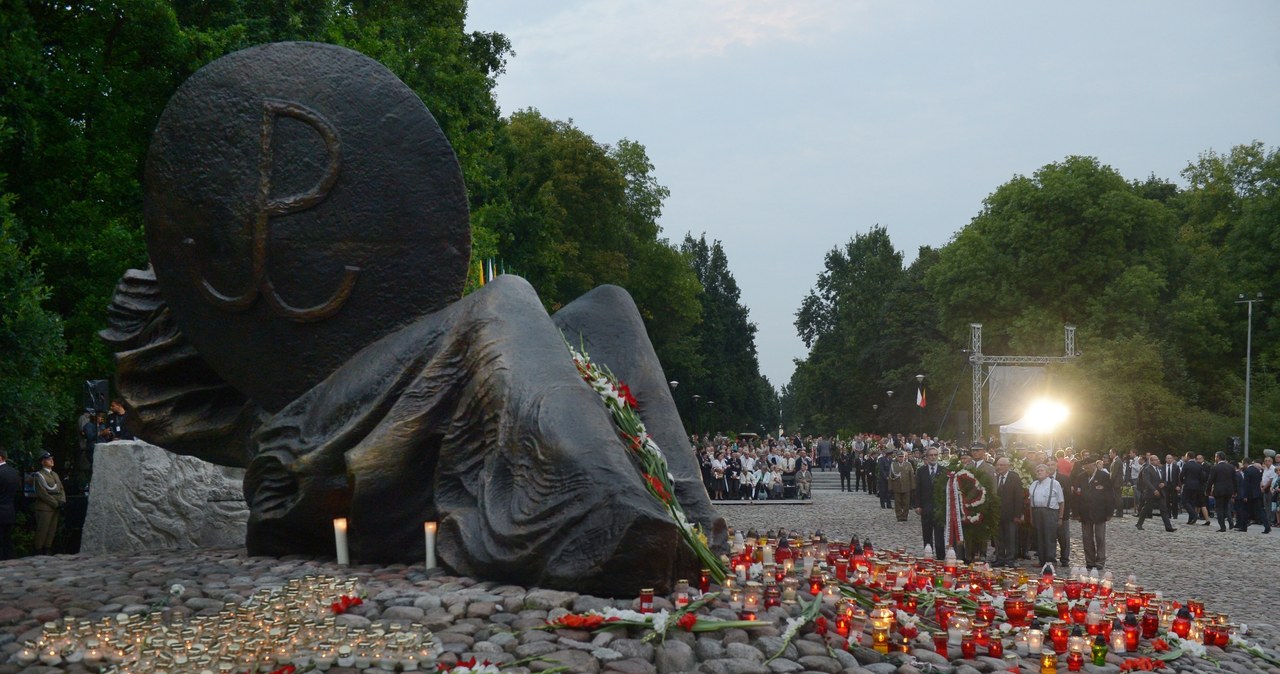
[103,42,725,595]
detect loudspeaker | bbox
[83,380,109,413]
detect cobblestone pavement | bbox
[718,489,1278,624]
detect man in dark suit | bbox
[1160,454,1181,525]
[1136,452,1176,532]
[877,451,893,509]
[913,447,946,558]
[1179,452,1208,525]
[1108,450,1127,517]
[0,446,22,560]
[992,456,1023,566]
[1206,451,1237,532]
[1075,457,1115,571]
[1238,460,1269,533]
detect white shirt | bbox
[1262,465,1276,490]
[1029,477,1063,509]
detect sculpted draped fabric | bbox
[104,270,725,595]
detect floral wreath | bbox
[950,470,987,524]
[567,341,726,582]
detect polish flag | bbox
[917,386,926,408]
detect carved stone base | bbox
[81,440,247,553]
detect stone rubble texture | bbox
[80,440,247,553]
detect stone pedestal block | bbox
[81,440,247,553]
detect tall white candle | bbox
[333,518,350,566]
[424,521,437,570]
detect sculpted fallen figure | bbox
[102,42,724,595]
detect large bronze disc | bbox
[144,42,470,412]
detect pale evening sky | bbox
[464,1,1280,390]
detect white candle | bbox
[333,518,350,566]
[1027,628,1043,652]
[424,521,437,570]
[1111,630,1127,654]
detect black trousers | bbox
[1213,493,1232,530]
[0,522,13,560]
[920,511,945,556]
[839,471,852,490]
[1137,494,1173,530]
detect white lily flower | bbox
[651,610,670,635]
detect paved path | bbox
[717,489,1278,623]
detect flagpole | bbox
[915,374,925,435]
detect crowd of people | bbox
[694,430,1278,574]
[696,435,818,501]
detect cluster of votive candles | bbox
[332,518,436,570]
[717,528,1237,673]
[11,576,438,673]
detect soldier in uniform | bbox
[889,451,916,521]
[32,452,66,555]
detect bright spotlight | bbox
[1023,399,1069,434]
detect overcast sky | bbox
[464,1,1280,390]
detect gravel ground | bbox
[0,489,1277,674]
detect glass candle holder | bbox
[988,637,1004,658]
[639,588,655,614]
[673,580,690,608]
[1066,650,1084,672]
[960,634,977,659]
[1049,621,1070,654]
[1141,610,1158,639]
[1110,629,1126,654]
[1122,617,1139,651]
[1091,634,1108,666]
[1040,648,1058,674]
[933,631,949,658]
[1006,597,1030,628]
[1171,610,1191,639]
[1027,628,1044,652]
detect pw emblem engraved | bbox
[197,98,359,322]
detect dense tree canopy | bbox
[0,1,776,462]
[785,147,1279,457]
[671,235,778,437]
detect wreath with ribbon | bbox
[931,460,1000,552]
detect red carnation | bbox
[814,616,828,635]
[677,612,698,631]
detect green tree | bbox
[678,234,776,436]
[923,156,1232,452]
[0,156,69,466]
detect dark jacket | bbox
[0,462,21,526]
[1207,460,1237,497]
[1242,465,1264,500]
[1075,468,1115,523]
[913,462,943,512]
[1179,460,1204,491]
[995,470,1023,523]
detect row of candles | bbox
[713,529,1238,672]
[11,576,439,673]
[333,518,437,569]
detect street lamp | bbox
[707,400,715,437]
[669,380,679,389]
[1236,292,1265,459]
[692,394,701,436]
